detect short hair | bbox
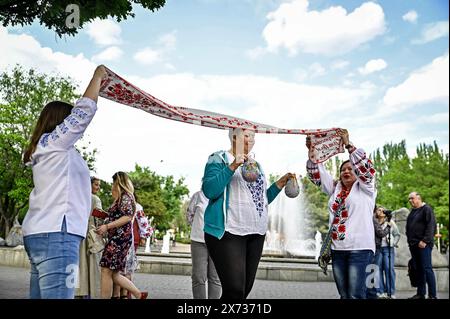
[409,192,422,200]
[228,128,243,142]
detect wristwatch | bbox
[345,142,354,150]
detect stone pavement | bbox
[0,266,448,299]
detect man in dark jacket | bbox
[406,192,437,299]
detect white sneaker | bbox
[390,295,396,299]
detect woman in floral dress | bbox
[96,171,147,299]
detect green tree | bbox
[0,0,166,37]
[0,65,96,237]
[372,141,413,209]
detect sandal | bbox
[140,291,148,299]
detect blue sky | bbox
[1,0,448,193]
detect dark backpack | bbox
[408,258,418,287]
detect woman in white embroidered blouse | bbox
[22,65,107,299]
[306,128,377,299]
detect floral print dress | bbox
[99,192,136,271]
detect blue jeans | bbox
[331,249,374,299]
[365,249,382,298]
[23,218,83,299]
[409,244,437,298]
[380,246,396,295]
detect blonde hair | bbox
[112,171,134,201]
[228,128,255,143]
[228,128,243,143]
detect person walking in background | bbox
[75,176,104,299]
[95,172,147,299]
[202,127,294,299]
[21,65,107,299]
[406,192,437,299]
[186,189,221,299]
[373,206,400,299]
[113,192,152,299]
[306,128,376,299]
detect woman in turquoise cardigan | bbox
[202,128,294,299]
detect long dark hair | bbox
[23,101,73,164]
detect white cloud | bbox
[382,52,449,112]
[419,112,449,125]
[158,31,177,50]
[133,48,161,65]
[262,0,386,56]
[85,19,122,46]
[293,68,308,82]
[383,36,396,45]
[358,58,387,75]
[309,63,326,78]
[134,31,177,66]
[245,46,268,60]
[164,63,176,71]
[402,10,418,24]
[359,81,376,90]
[331,60,350,70]
[92,46,123,62]
[412,21,449,45]
[293,63,326,81]
[0,27,95,89]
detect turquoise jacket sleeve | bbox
[267,183,282,204]
[202,154,235,200]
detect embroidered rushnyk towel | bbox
[99,67,344,163]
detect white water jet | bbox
[264,181,316,257]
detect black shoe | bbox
[409,294,425,299]
[428,296,438,299]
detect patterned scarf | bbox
[99,67,344,164]
[246,174,265,218]
[318,186,350,275]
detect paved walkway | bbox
[0,266,448,299]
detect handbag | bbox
[318,227,333,275]
[408,258,418,288]
[87,226,105,254]
[92,208,108,219]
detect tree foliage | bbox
[0,0,166,37]
[0,65,95,237]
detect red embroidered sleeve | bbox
[350,148,376,184]
[136,209,153,238]
[306,160,321,187]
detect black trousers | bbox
[204,231,266,299]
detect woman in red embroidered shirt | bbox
[306,128,377,299]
